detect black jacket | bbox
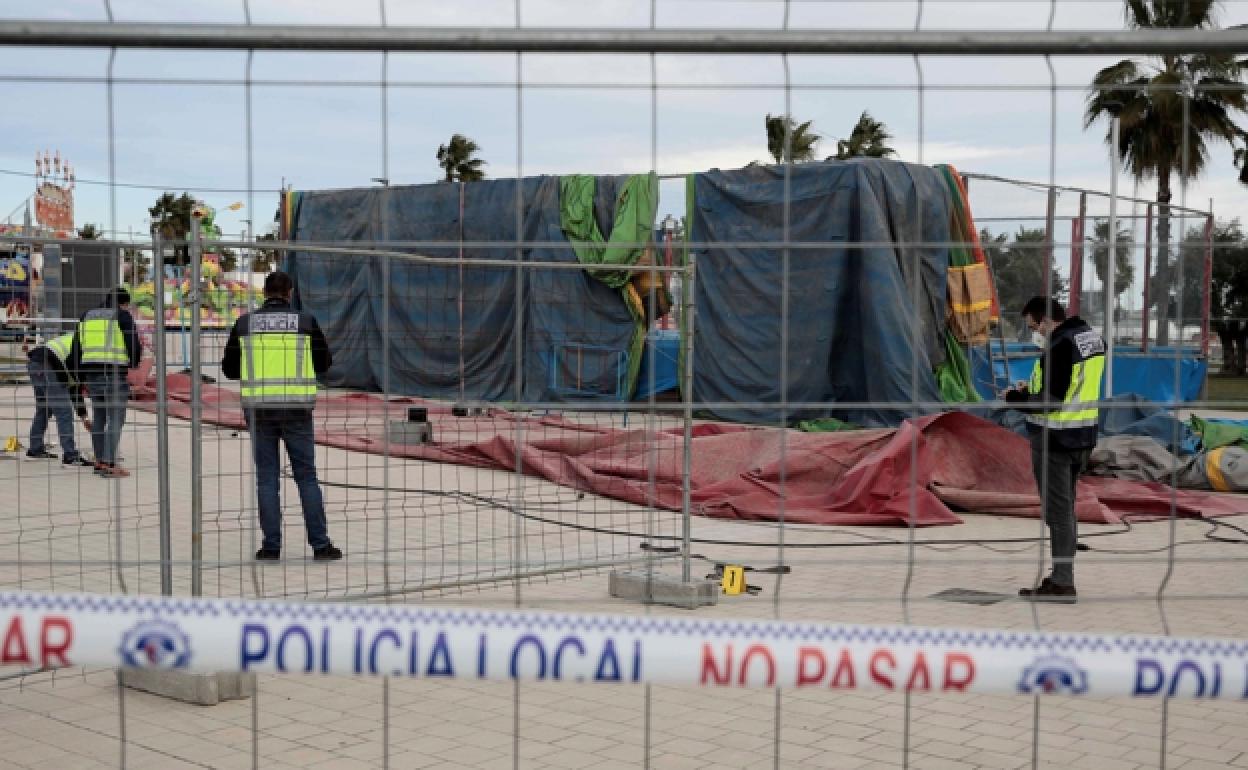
[221,297,332,387]
[71,304,142,373]
[1006,316,1105,451]
[27,344,87,417]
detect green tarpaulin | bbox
[933,166,981,404]
[559,173,659,396]
[797,417,860,432]
[1191,415,1248,450]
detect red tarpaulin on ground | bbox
[131,375,1248,527]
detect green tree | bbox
[436,134,486,182]
[251,232,280,273]
[765,113,820,164]
[1088,218,1135,298]
[217,248,239,274]
[1085,0,1247,346]
[832,111,897,160]
[148,192,196,265]
[1180,219,1248,371]
[76,223,101,240]
[984,227,1067,337]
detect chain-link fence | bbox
[1,4,1248,770]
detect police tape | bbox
[0,590,1244,698]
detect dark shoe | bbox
[25,449,57,460]
[313,545,343,561]
[255,548,281,561]
[96,464,130,479]
[62,455,93,468]
[1019,577,1077,604]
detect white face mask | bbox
[1031,330,1047,349]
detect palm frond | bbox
[1124,0,1152,29]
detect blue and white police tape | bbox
[0,590,1244,698]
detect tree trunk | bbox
[1216,321,1236,373]
[1236,322,1248,375]
[1154,172,1172,347]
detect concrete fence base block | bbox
[608,570,719,610]
[117,669,255,706]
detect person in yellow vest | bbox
[1005,296,1106,604]
[25,331,93,467]
[221,271,341,562]
[71,287,141,479]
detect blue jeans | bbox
[27,360,78,458]
[247,410,330,552]
[85,370,129,465]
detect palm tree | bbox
[436,134,486,182]
[765,114,820,164]
[76,223,101,240]
[833,111,897,160]
[148,192,196,265]
[1085,0,1247,345]
[1234,135,1248,184]
[1088,219,1135,299]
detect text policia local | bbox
[236,622,977,691]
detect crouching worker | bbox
[222,271,341,562]
[25,331,93,467]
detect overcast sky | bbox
[2,0,1247,299]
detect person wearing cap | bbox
[25,331,92,467]
[221,270,341,562]
[71,287,141,478]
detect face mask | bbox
[1031,330,1047,349]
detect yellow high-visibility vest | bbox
[43,333,74,365]
[239,311,317,408]
[1027,325,1106,432]
[77,309,127,366]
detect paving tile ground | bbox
[0,384,1246,768]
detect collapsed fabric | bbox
[686,159,951,426]
[132,376,1248,527]
[284,175,649,402]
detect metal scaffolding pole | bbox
[1069,193,1086,317]
[1142,204,1154,352]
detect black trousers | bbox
[1030,437,1091,587]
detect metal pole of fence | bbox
[1202,210,1214,358]
[189,215,204,597]
[1142,203,1153,352]
[1105,114,1121,395]
[1069,192,1085,316]
[7,22,1248,56]
[152,234,173,596]
[680,248,695,583]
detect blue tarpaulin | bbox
[686,159,952,426]
[285,176,642,402]
[970,341,1207,405]
[635,330,680,399]
[967,394,1201,456]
